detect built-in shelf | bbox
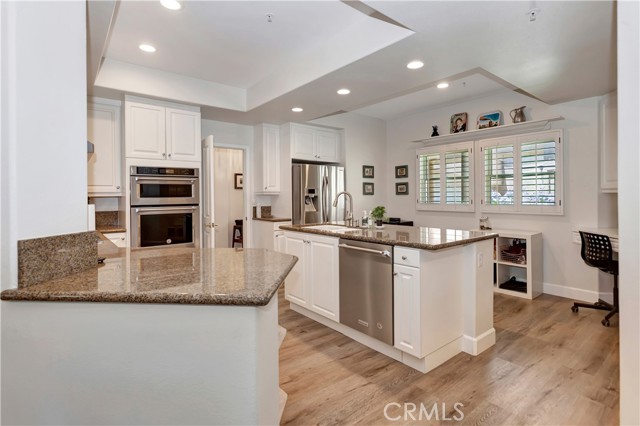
[411,117,564,145]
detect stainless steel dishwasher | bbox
[339,238,393,345]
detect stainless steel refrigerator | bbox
[292,163,345,225]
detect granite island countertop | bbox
[279,223,497,250]
[1,247,298,306]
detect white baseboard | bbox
[543,282,613,303]
[461,328,496,355]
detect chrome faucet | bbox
[332,191,353,226]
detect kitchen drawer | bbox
[394,247,420,268]
[106,232,127,248]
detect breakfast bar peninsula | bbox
[1,246,297,426]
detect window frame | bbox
[415,141,475,212]
[479,129,563,215]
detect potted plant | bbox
[371,206,386,228]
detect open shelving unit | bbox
[411,117,564,146]
[489,229,543,299]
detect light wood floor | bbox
[278,289,619,425]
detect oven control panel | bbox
[131,166,198,177]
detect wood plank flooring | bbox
[278,289,619,425]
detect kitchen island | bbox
[1,247,297,426]
[279,224,498,373]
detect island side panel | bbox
[461,238,496,355]
[1,300,279,425]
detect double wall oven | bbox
[130,166,200,249]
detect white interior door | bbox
[202,135,215,248]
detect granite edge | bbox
[278,225,498,250]
[253,217,292,222]
[2,254,299,307]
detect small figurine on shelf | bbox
[431,125,439,137]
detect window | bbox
[479,130,562,215]
[416,142,473,211]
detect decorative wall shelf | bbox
[411,117,564,145]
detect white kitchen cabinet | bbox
[392,246,464,360]
[283,231,339,322]
[87,98,123,196]
[599,91,617,192]
[105,232,127,248]
[125,96,201,163]
[393,264,421,358]
[254,124,281,193]
[253,220,290,251]
[290,123,341,163]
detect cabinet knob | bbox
[402,255,408,260]
[265,186,268,190]
[162,153,166,158]
[393,272,399,276]
[168,153,172,158]
[116,186,120,190]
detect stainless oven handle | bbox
[134,206,198,213]
[133,176,196,184]
[338,243,391,258]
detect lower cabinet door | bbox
[393,264,422,357]
[283,234,308,307]
[308,236,339,322]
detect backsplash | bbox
[18,231,98,288]
[96,211,119,227]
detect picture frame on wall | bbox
[362,165,374,178]
[395,182,409,195]
[395,165,408,179]
[450,112,468,133]
[477,111,503,129]
[363,182,374,195]
[234,173,243,189]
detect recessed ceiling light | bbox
[337,88,351,95]
[437,82,449,89]
[139,44,156,53]
[160,0,182,10]
[406,60,424,70]
[291,107,303,112]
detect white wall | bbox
[0,1,87,289]
[213,148,244,248]
[311,112,388,217]
[618,1,640,424]
[385,90,616,300]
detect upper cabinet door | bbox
[315,129,340,163]
[88,101,122,195]
[291,125,316,161]
[125,101,166,160]
[262,124,280,192]
[166,107,201,162]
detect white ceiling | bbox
[88,0,617,125]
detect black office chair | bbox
[571,231,619,327]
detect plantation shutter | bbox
[418,152,440,204]
[445,148,471,204]
[483,144,515,206]
[521,139,557,206]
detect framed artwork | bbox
[362,165,374,178]
[395,182,409,195]
[450,112,468,133]
[395,165,408,179]
[477,111,503,129]
[234,173,243,189]
[363,182,374,195]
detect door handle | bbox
[338,243,391,258]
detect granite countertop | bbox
[279,224,498,250]
[96,225,127,233]
[253,217,292,222]
[1,247,298,306]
